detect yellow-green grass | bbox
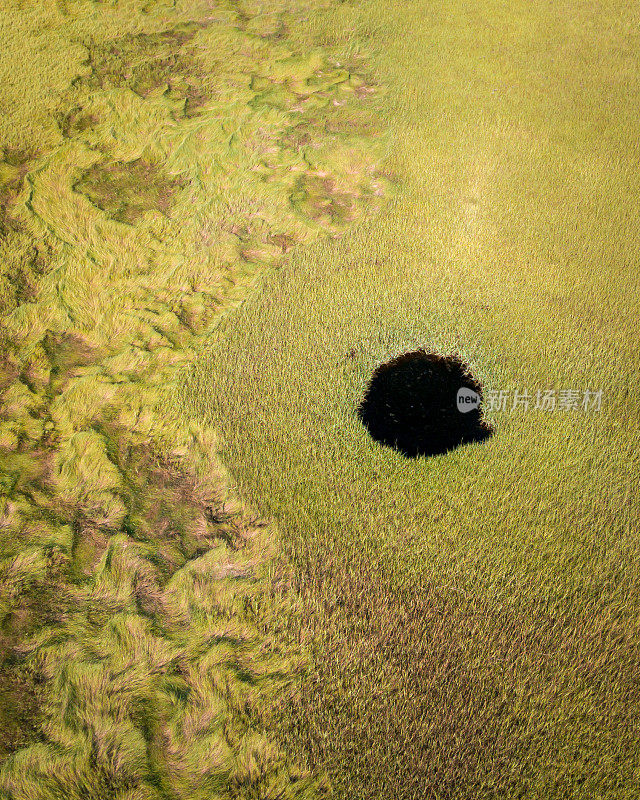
[185,0,640,797]
[0,1,389,797]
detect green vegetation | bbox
[185,1,640,798]
[0,1,388,797]
[2,0,639,798]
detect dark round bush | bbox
[356,349,494,458]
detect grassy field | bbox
[0,1,389,797]
[184,1,640,798]
[1,0,639,798]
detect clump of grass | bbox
[356,349,494,457]
[73,158,188,225]
[82,24,207,99]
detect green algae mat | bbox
[2,0,640,798]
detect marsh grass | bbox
[0,0,388,796]
[73,158,188,225]
[185,1,640,797]
[2,0,639,796]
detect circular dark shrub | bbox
[356,349,494,458]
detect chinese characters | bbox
[484,389,603,412]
